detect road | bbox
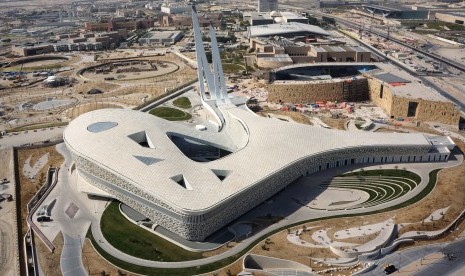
[0,127,64,149]
[364,238,465,275]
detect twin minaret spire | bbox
[192,7,231,105]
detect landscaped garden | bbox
[149,106,192,121]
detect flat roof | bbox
[250,13,273,20]
[274,62,453,103]
[280,11,308,20]
[367,63,450,102]
[142,31,182,39]
[257,54,293,62]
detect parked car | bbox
[384,264,397,274]
[37,216,51,222]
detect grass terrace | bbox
[100,201,203,262]
[149,106,192,121]
[172,97,192,109]
[317,169,422,209]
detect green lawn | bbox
[222,63,245,74]
[172,97,192,109]
[342,169,421,184]
[100,202,203,262]
[149,106,192,121]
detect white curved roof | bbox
[64,107,431,215]
[248,22,330,38]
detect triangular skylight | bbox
[211,169,232,182]
[133,155,163,166]
[170,174,193,190]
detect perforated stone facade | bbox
[71,143,442,241]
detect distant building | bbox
[161,3,190,14]
[280,12,309,24]
[267,63,460,126]
[160,13,223,28]
[248,22,330,38]
[11,44,54,56]
[84,17,137,32]
[250,12,309,26]
[361,4,430,20]
[250,13,274,26]
[258,0,278,12]
[251,37,371,68]
[139,31,183,46]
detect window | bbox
[407,102,418,117]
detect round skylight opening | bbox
[87,121,118,133]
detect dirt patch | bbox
[35,232,64,276]
[74,82,120,95]
[82,239,135,276]
[65,102,124,119]
[319,117,347,130]
[17,145,64,238]
[258,110,313,125]
[206,257,244,276]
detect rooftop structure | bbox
[361,4,430,19]
[251,37,370,68]
[268,63,460,125]
[64,9,457,242]
[161,3,190,14]
[139,31,183,46]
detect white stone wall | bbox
[69,143,444,241]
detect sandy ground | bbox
[425,76,465,106]
[35,232,64,276]
[17,146,64,238]
[433,47,465,63]
[21,59,67,68]
[81,239,135,276]
[258,110,313,125]
[0,149,20,276]
[65,102,124,120]
[22,153,49,179]
[81,61,178,82]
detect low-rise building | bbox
[160,13,223,28]
[11,44,54,56]
[267,63,460,126]
[251,37,370,68]
[161,3,190,14]
[139,31,183,46]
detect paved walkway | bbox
[362,238,465,275]
[0,127,64,149]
